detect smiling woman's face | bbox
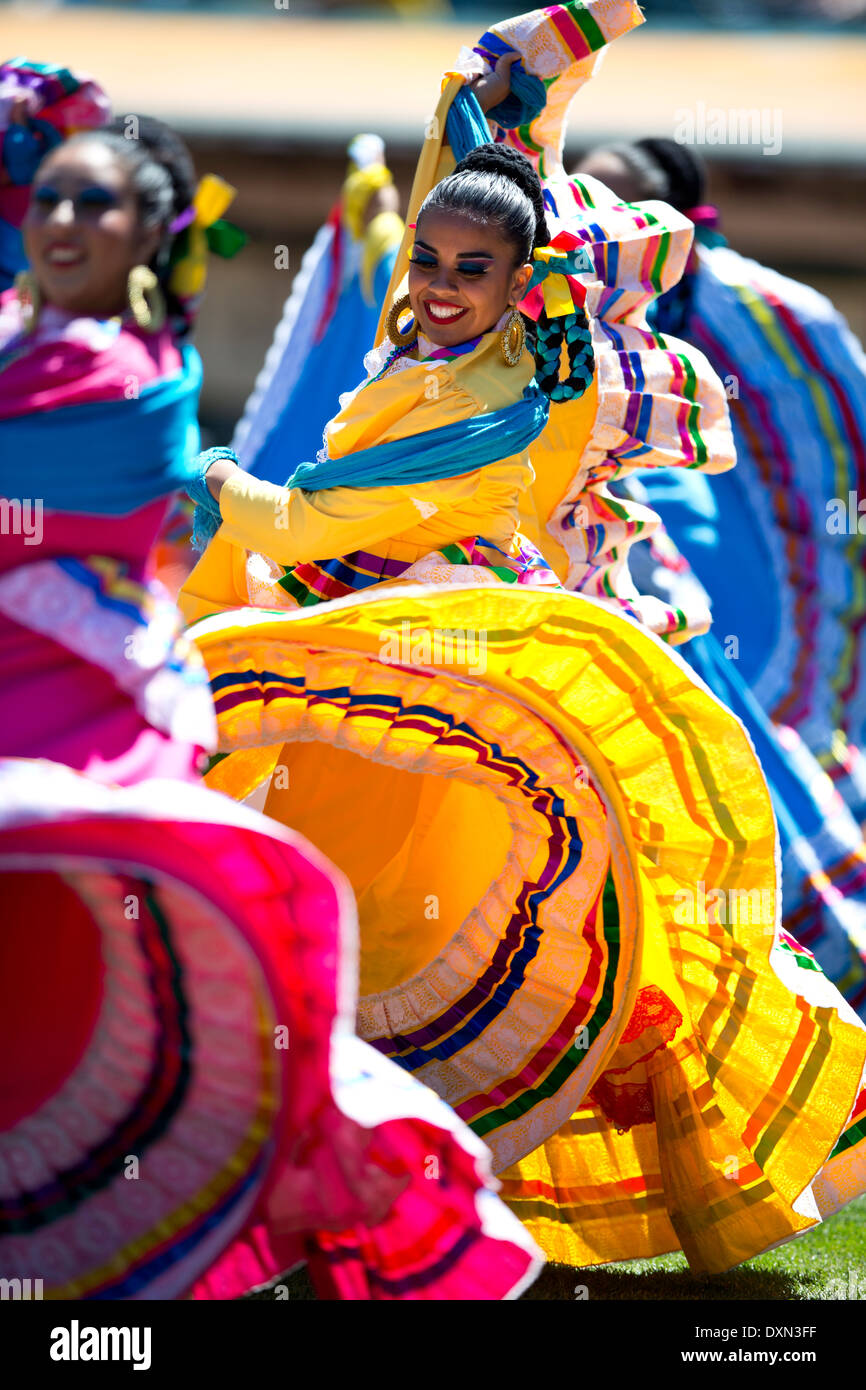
[24,141,161,318]
[407,207,532,348]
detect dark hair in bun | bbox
[605,137,705,214]
[634,138,705,213]
[420,142,550,264]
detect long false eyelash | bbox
[31,186,118,211]
[408,254,488,279]
[78,188,119,207]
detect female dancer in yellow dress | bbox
[179,1,866,1276]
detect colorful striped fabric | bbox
[624,475,866,1016]
[375,1,644,348]
[499,834,866,1274]
[649,240,866,822]
[0,556,216,750]
[0,762,302,1300]
[259,532,561,609]
[480,2,645,182]
[437,536,560,585]
[425,336,483,362]
[516,174,734,643]
[627,242,866,1009]
[278,545,415,607]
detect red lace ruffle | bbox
[589,985,683,1132]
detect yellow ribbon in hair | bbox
[532,246,576,319]
[361,209,404,307]
[169,174,238,300]
[343,163,394,242]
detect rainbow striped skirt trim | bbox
[266,533,561,610]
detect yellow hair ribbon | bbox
[193,173,236,227]
[343,163,394,242]
[541,274,574,318]
[360,209,404,306]
[169,174,238,300]
[533,246,576,318]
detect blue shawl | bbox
[0,346,202,515]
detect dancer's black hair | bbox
[62,115,197,332]
[424,142,551,263]
[420,142,592,403]
[634,138,706,214]
[589,138,706,214]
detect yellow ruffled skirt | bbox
[189,584,866,1273]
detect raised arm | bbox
[375,2,644,345]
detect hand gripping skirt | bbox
[191,584,866,1274]
[0,758,542,1300]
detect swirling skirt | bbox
[190,584,866,1273]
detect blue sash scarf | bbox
[0,345,203,515]
[445,86,495,163]
[288,382,549,490]
[190,383,550,548]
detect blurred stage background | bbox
[3,0,864,438]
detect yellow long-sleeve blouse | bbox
[179,326,536,627]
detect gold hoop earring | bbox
[386,293,417,347]
[500,307,526,367]
[128,265,166,334]
[14,271,41,333]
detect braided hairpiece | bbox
[532,304,593,402]
[442,144,594,404]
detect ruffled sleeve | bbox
[526,174,735,642]
[477,0,645,181]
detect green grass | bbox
[526,1196,866,1300]
[524,1195,866,1299]
[248,1197,866,1300]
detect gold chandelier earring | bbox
[386,293,417,347]
[128,265,167,334]
[14,271,41,333]
[500,307,526,367]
